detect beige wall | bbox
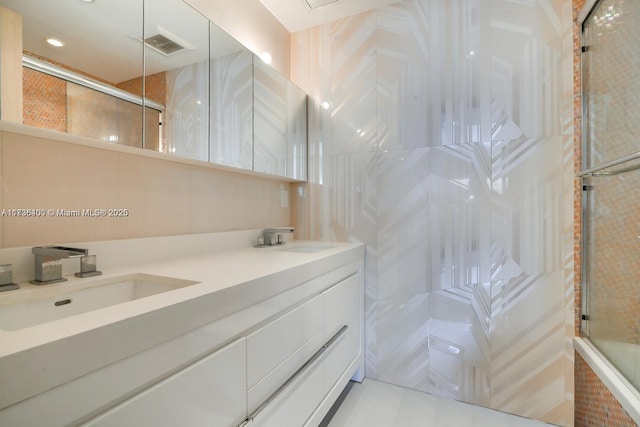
[185,0,291,77]
[0,127,290,248]
[0,7,23,122]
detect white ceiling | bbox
[258,0,400,33]
[1,0,398,84]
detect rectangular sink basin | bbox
[0,273,199,331]
[278,244,335,253]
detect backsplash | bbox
[0,123,290,248]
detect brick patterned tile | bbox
[575,353,637,426]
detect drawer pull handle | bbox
[323,325,348,349]
[238,325,349,426]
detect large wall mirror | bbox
[209,29,253,171]
[5,0,147,147]
[0,0,306,181]
[254,58,307,179]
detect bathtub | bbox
[575,337,640,423]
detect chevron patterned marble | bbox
[291,0,574,425]
[165,62,209,161]
[210,50,254,170]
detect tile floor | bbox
[326,379,557,427]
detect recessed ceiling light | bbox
[79,0,96,3]
[46,38,64,47]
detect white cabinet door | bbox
[83,338,247,427]
[322,272,362,394]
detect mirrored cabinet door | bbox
[144,0,210,161]
[1,0,307,181]
[209,24,253,171]
[4,0,145,147]
[254,57,307,181]
[286,83,308,181]
[254,57,288,178]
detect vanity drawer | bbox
[246,295,323,389]
[247,330,323,412]
[83,338,247,427]
[245,347,325,427]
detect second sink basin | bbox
[0,273,199,331]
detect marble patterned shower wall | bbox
[291,0,574,425]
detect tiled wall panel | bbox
[575,352,637,426]
[377,0,491,149]
[375,292,430,391]
[428,144,491,290]
[376,148,430,300]
[329,12,377,155]
[491,136,564,278]
[375,148,429,389]
[292,0,573,424]
[490,272,566,420]
[23,68,66,132]
[429,286,491,406]
[490,0,563,139]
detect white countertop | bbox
[0,239,364,410]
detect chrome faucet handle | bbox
[75,255,102,278]
[262,227,294,246]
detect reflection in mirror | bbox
[144,0,210,161]
[66,82,145,147]
[0,0,148,147]
[254,57,307,180]
[209,23,253,171]
[0,0,308,181]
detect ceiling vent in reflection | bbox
[143,27,193,56]
[304,0,339,9]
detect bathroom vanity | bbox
[0,234,364,426]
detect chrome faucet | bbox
[30,246,92,284]
[262,227,294,246]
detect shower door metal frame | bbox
[579,1,593,337]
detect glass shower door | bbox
[582,0,640,390]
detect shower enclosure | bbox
[581,0,640,390]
